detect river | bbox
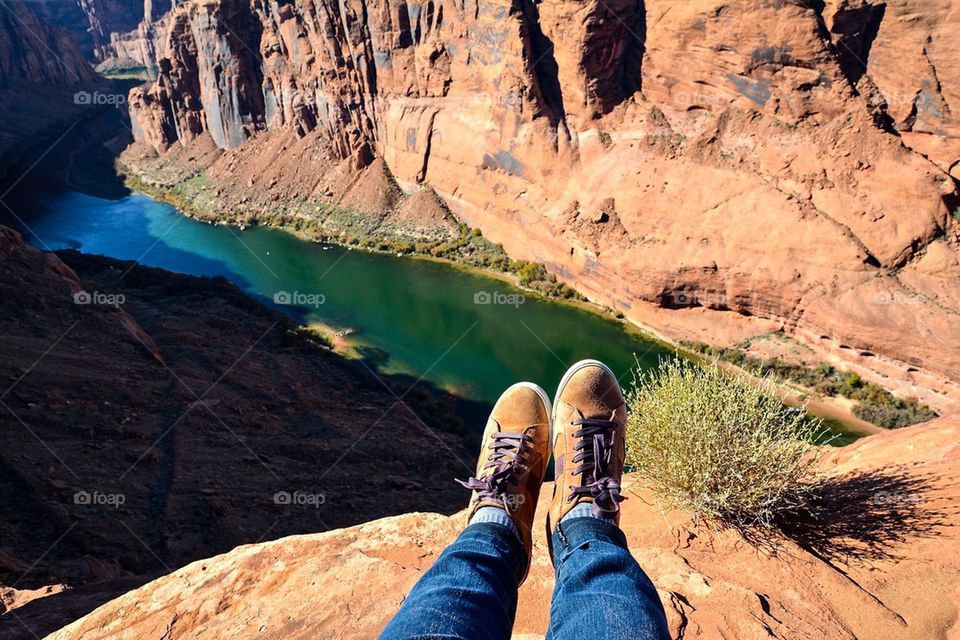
[6,183,862,444]
[13,187,678,404]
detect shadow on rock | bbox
[0,576,152,640]
[769,467,956,564]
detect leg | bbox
[546,360,670,640]
[380,519,526,640]
[381,382,553,639]
[547,512,670,640]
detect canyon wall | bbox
[77,0,174,61]
[823,0,960,177]
[34,0,180,70]
[125,0,960,410]
[0,0,94,84]
[0,223,476,640]
[100,11,173,72]
[28,0,97,58]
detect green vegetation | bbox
[849,390,937,429]
[508,260,583,299]
[626,359,826,529]
[123,169,586,304]
[96,65,157,81]
[681,340,938,429]
[123,174,208,221]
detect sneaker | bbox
[547,360,627,546]
[458,382,552,582]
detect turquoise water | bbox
[16,189,674,405]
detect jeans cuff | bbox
[551,512,628,567]
[462,519,528,582]
[469,505,521,541]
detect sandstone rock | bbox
[1,582,67,615]
[27,0,96,58]
[0,0,94,84]
[821,0,960,174]
[96,10,173,74]
[121,0,960,414]
[44,415,960,639]
[76,0,172,61]
[387,184,460,237]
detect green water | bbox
[15,189,674,406]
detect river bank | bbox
[13,182,684,415]
[2,108,915,438]
[112,148,902,438]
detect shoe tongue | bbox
[577,400,614,421]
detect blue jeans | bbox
[380,517,671,640]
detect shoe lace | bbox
[567,417,625,517]
[457,429,534,512]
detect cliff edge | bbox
[40,415,960,639]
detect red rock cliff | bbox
[0,0,94,84]
[77,0,173,61]
[126,0,960,410]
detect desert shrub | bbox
[853,396,938,429]
[510,260,547,285]
[626,359,827,529]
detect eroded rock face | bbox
[42,416,960,639]
[77,0,173,61]
[28,0,96,58]
[128,0,266,149]
[125,0,960,410]
[98,11,173,73]
[822,0,960,177]
[0,0,94,84]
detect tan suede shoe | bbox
[547,360,627,549]
[458,382,551,583]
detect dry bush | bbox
[626,359,828,529]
